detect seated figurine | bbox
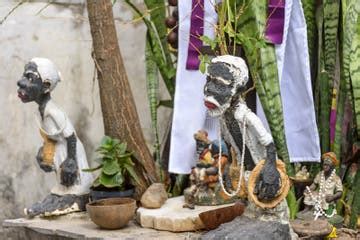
[184,131,234,208]
[302,152,343,219]
[17,58,93,217]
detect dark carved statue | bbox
[17,58,93,217]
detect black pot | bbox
[90,188,135,202]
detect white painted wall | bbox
[0,0,171,225]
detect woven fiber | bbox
[248,160,290,209]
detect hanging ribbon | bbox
[265,0,286,44]
[186,0,205,70]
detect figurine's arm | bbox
[326,176,343,203]
[326,191,342,203]
[48,107,79,187]
[60,133,79,187]
[244,112,281,201]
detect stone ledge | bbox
[3,212,200,240]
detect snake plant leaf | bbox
[146,33,161,167]
[350,16,360,136]
[314,2,332,153]
[235,0,293,175]
[313,4,323,120]
[301,0,317,81]
[334,76,346,158]
[143,0,172,64]
[158,100,173,108]
[334,0,348,160]
[350,170,360,228]
[323,0,340,76]
[99,171,124,188]
[124,0,175,98]
[343,0,360,108]
[323,1,340,152]
[145,35,160,136]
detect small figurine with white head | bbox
[17,58,93,217]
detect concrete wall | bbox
[0,0,171,227]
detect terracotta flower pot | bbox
[86,197,136,229]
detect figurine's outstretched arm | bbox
[244,112,281,201]
[254,142,281,200]
[60,133,78,187]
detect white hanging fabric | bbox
[168,0,218,174]
[257,0,320,162]
[169,0,320,174]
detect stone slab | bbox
[3,212,200,240]
[136,196,235,232]
[202,216,292,240]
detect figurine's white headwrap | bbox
[30,57,61,92]
[210,55,249,88]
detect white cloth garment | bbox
[257,0,320,162]
[36,99,94,195]
[168,0,218,174]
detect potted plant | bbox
[83,136,139,201]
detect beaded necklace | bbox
[217,110,248,197]
[306,169,337,220]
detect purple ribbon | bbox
[265,0,285,44]
[186,0,205,70]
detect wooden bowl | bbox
[86,197,136,229]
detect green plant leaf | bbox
[199,54,210,74]
[123,163,140,185]
[158,100,173,108]
[200,35,217,50]
[121,157,135,166]
[124,0,176,98]
[350,16,360,137]
[286,188,298,219]
[118,142,127,154]
[118,152,133,158]
[301,0,317,81]
[82,165,102,172]
[102,160,120,175]
[94,157,104,165]
[236,0,293,175]
[92,177,101,188]
[99,172,124,188]
[146,34,161,170]
[100,135,112,146]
